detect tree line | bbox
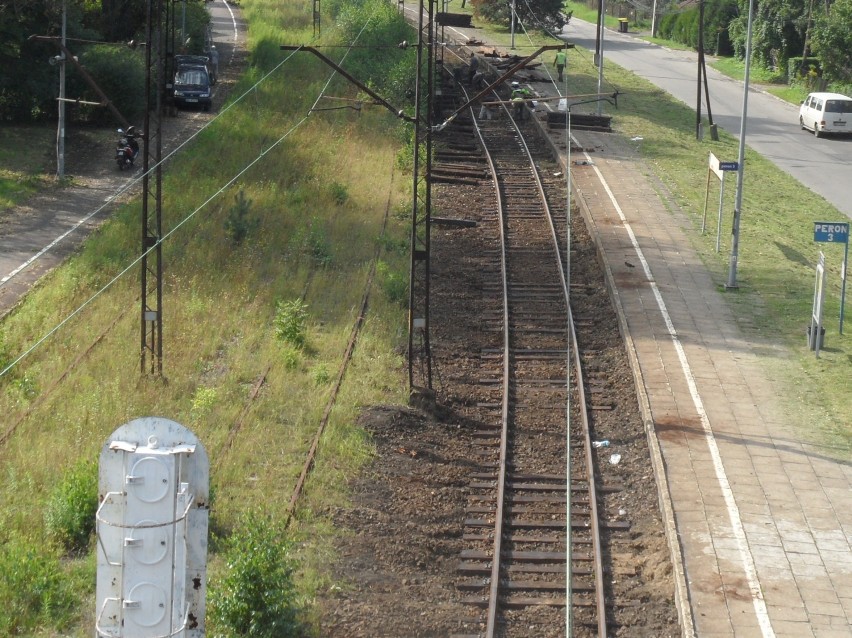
[470,0,851,89]
[0,0,210,123]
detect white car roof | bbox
[807,92,852,101]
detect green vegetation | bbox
[0,126,55,210]
[207,510,305,637]
[44,459,99,556]
[274,298,310,348]
[0,0,413,634]
[0,531,88,635]
[225,188,259,245]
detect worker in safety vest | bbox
[554,48,567,83]
[510,81,532,120]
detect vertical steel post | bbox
[141,0,165,375]
[727,0,755,289]
[407,0,434,391]
[57,0,66,179]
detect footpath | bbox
[417,9,852,637]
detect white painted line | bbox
[580,148,776,637]
[221,0,239,65]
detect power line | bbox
[0,22,385,380]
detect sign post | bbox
[813,221,849,333]
[810,252,827,357]
[702,153,738,252]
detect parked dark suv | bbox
[172,64,212,111]
[174,54,216,85]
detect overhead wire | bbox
[0,13,384,381]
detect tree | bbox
[471,0,569,35]
[728,0,809,68]
[810,0,852,83]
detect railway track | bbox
[436,75,608,637]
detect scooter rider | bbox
[125,125,140,155]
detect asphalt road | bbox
[564,18,852,219]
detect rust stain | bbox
[653,415,703,444]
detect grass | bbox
[0,0,412,634]
[0,125,57,210]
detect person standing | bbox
[468,52,479,85]
[208,45,219,85]
[554,47,567,83]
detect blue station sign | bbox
[813,222,850,243]
[718,161,739,171]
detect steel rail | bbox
[456,76,607,636]
[510,99,609,638]
[458,83,511,638]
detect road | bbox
[564,18,852,219]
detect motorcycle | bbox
[115,126,140,170]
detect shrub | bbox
[191,386,218,416]
[281,345,302,370]
[329,181,349,205]
[274,299,309,348]
[207,511,304,637]
[312,363,331,385]
[288,218,332,267]
[44,459,98,555]
[0,532,78,634]
[377,260,408,305]
[225,189,259,245]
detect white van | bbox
[799,92,852,137]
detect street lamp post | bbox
[726,0,756,289]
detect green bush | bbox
[274,299,309,348]
[290,218,332,267]
[329,181,349,205]
[44,459,98,556]
[312,363,331,385]
[207,511,304,637]
[377,260,408,305]
[225,189,259,245]
[0,532,78,634]
[191,386,218,416]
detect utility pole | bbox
[511,0,516,49]
[696,0,703,139]
[57,0,67,179]
[141,0,166,374]
[408,0,435,392]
